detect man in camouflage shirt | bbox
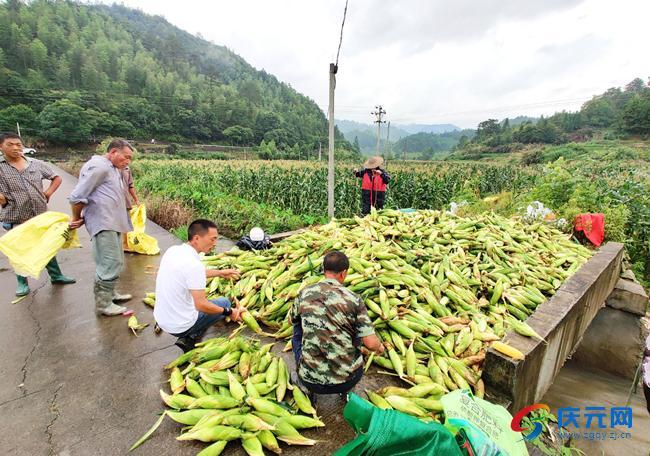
[289,251,384,396]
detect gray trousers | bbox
[92,230,124,285]
[91,231,124,309]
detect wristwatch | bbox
[222,307,233,317]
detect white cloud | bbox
[104,0,648,128]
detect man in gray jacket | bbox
[69,139,134,316]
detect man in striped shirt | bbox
[0,132,75,296]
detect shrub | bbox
[521,149,543,165]
[143,193,195,230]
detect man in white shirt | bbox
[154,219,244,351]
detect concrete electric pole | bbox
[327,63,336,218]
[327,0,349,219]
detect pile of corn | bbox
[144,209,592,421]
[130,336,323,455]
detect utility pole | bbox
[16,122,21,137]
[371,105,386,155]
[318,141,322,161]
[327,0,348,220]
[327,63,336,219]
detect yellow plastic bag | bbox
[126,204,160,255]
[0,211,81,278]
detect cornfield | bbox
[131,157,649,283]
[132,160,537,219]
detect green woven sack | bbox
[334,393,464,456]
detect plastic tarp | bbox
[126,204,160,255]
[0,211,80,278]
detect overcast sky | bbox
[107,0,647,128]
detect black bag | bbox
[236,235,272,251]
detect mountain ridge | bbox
[0,1,351,150]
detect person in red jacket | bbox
[354,156,390,215]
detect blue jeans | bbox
[302,366,363,395]
[292,320,303,366]
[172,297,231,340]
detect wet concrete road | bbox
[2,166,648,455]
[0,165,358,456]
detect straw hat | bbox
[363,156,384,169]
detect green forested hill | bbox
[0,0,349,149]
[450,78,650,159]
[393,129,475,159]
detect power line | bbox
[317,104,371,110]
[0,85,589,126]
[320,94,599,124]
[354,98,590,125]
[335,0,349,67]
[389,97,590,122]
[327,0,351,218]
[319,82,620,121]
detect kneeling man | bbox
[154,219,243,352]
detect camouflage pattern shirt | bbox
[290,278,375,385]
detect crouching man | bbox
[289,250,384,398]
[154,219,244,352]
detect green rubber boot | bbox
[45,257,76,284]
[16,275,29,297]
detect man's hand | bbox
[372,169,382,176]
[361,343,384,357]
[0,192,6,206]
[230,306,246,322]
[362,334,385,355]
[219,269,241,280]
[44,176,62,203]
[69,217,85,229]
